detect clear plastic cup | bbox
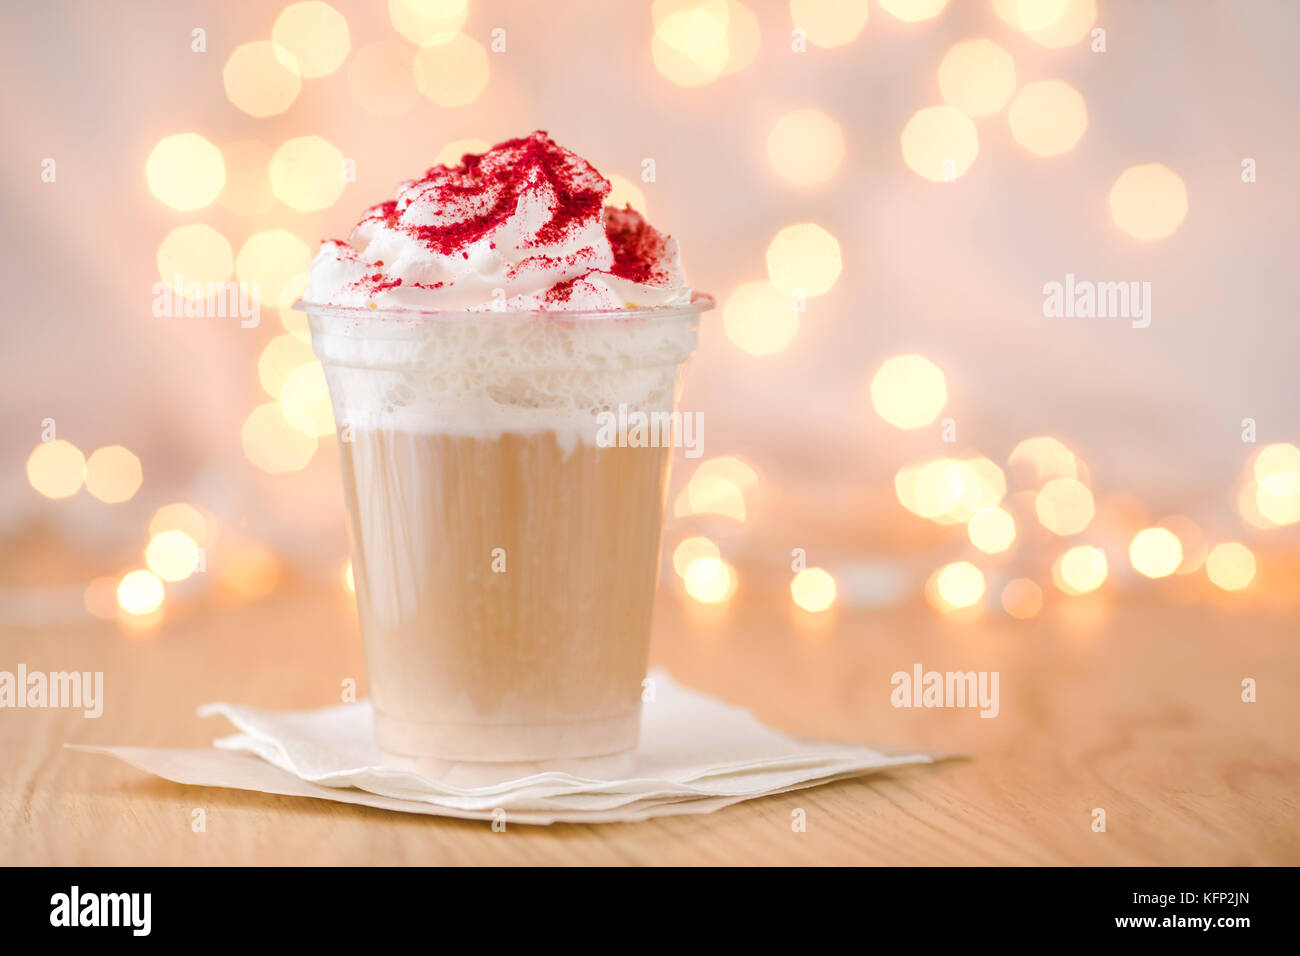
[299,296,712,785]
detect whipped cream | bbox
[304,131,691,311]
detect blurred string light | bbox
[673,536,721,576]
[219,140,277,215]
[937,39,1017,117]
[1001,577,1043,618]
[896,457,1005,525]
[765,223,842,296]
[236,230,313,307]
[1109,164,1189,240]
[673,472,747,520]
[1250,442,1300,526]
[1128,526,1183,579]
[993,0,1095,47]
[269,136,347,212]
[968,505,1016,553]
[1205,542,1256,591]
[900,106,979,181]
[156,224,233,293]
[788,0,870,48]
[150,503,214,547]
[683,556,737,603]
[84,446,142,504]
[241,403,318,473]
[272,2,350,78]
[146,530,202,582]
[870,354,948,429]
[1053,544,1107,594]
[767,108,846,186]
[146,134,226,211]
[607,174,649,214]
[1009,435,1078,484]
[791,567,837,612]
[117,569,165,616]
[413,34,490,106]
[388,0,467,45]
[1008,80,1088,156]
[650,1,759,86]
[928,561,985,612]
[348,40,421,117]
[722,280,799,355]
[1035,476,1094,535]
[26,441,86,500]
[223,41,302,118]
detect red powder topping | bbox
[605,205,669,285]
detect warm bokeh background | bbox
[2,0,1298,633]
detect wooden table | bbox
[3,580,1297,865]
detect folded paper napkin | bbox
[76,670,941,824]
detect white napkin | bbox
[74,670,942,824]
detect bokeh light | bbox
[607,174,649,215]
[236,230,314,307]
[1251,442,1300,526]
[765,223,842,296]
[695,455,760,490]
[1000,0,1097,47]
[722,280,799,355]
[219,540,283,602]
[672,536,720,577]
[146,133,226,211]
[683,555,737,603]
[223,41,302,118]
[929,561,985,611]
[791,567,837,612]
[1054,545,1107,594]
[870,354,948,430]
[1205,542,1256,591]
[388,0,467,45]
[1008,80,1088,156]
[435,137,491,167]
[149,502,213,546]
[348,40,421,117]
[145,529,201,582]
[84,576,120,621]
[84,446,143,504]
[878,0,949,22]
[720,0,761,74]
[156,224,233,292]
[652,3,729,87]
[26,441,85,500]
[413,34,490,106]
[219,140,277,216]
[968,506,1017,553]
[1109,163,1189,241]
[117,569,165,617]
[766,108,845,186]
[938,39,1017,117]
[258,333,317,398]
[897,457,1006,525]
[1011,0,1072,31]
[269,136,347,212]
[1035,477,1095,535]
[1159,514,1207,574]
[1009,435,1078,484]
[1128,526,1183,579]
[1001,578,1043,618]
[241,403,319,474]
[272,2,351,78]
[342,559,355,593]
[280,361,336,437]
[673,472,747,520]
[900,106,979,182]
[789,0,869,48]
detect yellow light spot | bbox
[435,137,491,168]
[149,503,213,546]
[388,0,467,45]
[789,0,869,47]
[968,506,1016,553]
[878,0,949,21]
[1004,0,1071,31]
[1109,163,1189,241]
[997,0,1096,48]
[896,458,960,520]
[219,540,282,602]
[241,403,319,474]
[765,223,842,296]
[607,174,649,215]
[156,224,233,295]
[413,33,490,106]
[117,569,165,616]
[791,567,836,612]
[870,354,948,430]
[766,108,845,187]
[146,530,202,583]
[695,455,760,490]
[1008,435,1077,484]
[1054,545,1107,594]
[1035,477,1094,535]
[279,273,313,341]
[1001,578,1042,618]
[272,1,350,78]
[1253,442,1300,479]
[236,230,314,307]
[1158,514,1206,574]
[722,280,799,355]
[653,3,730,86]
[223,41,302,118]
[347,39,420,117]
[342,559,355,593]
[280,362,336,437]
[269,136,347,213]
[673,536,720,577]
[84,446,143,504]
[258,333,316,399]
[1205,542,1255,591]
[673,473,747,520]
[900,106,979,182]
[26,441,85,499]
[683,556,736,603]
[219,139,277,215]
[146,133,226,211]
[1256,471,1300,525]
[84,576,120,621]
[1128,527,1183,579]
[938,39,1016,118]
[720,0,761,74]
[929,561,985,611]
[1008,80,1087,156]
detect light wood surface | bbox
[3,579,1297,865]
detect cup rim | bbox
[293,291,715,322]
